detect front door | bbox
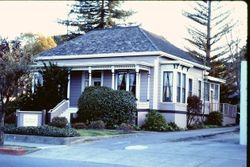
[92,71,102,86]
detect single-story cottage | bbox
[33,26,235,128]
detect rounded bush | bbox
[50,117,68,128]
[72,122,87,129]
[142,110,168,131]
[77,86,137,128]
[206,111,223,126]
[88,120,105,129]
[118,123,134,132]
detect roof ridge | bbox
[138,27,159,51]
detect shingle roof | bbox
[38,26,203,65]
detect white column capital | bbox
[111,66,115,73]
[88,67,92,73]
[135,65,140,73]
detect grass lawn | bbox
[76,129,127,137]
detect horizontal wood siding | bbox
[70,71,82,107]
[140,71,148,102]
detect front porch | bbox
[67,62,152,109]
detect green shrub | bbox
[71,122,87,129]
[49,117,68,128]
[187,95,203,127]
[142,110,168,131]
[117,123,134,132]
[3,125,80,137]
[167,122,181,131]
[206,111,223,126]
[77,86,137,128]
[88,120,105,129]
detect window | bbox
[204,82,209,101]
[198,81,201,99]
[117,72,136,95]
[177,72,181,102]
[188,79,192,97]
[129,73,136,95]
[117,72,126,90]
[163,72,173,102]
[182,73,186,103]
[214,84,219,100]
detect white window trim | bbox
[161,71,174,103]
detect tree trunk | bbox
[206,0,212,67]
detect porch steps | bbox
[59,107,78,123]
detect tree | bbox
[0,38,30,145]
[35,63,70,112]
[18,33,57,56]
[183,1,237,104]
[183,1,234,67]
[58,0,134,38]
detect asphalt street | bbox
[1,127,246,167]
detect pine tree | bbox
[58,0,134,39]
[183,1,234,67]
[183,1,237,103]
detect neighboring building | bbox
[34,26,232,128]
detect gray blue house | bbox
[34,26,235,128]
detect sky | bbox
[0,1,247,49]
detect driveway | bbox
[1,126,246,167]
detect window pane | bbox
[189,79,192,97]
[117,72,126,90]
[182,74,186,103]
[163,72,173,102]
[129,73,136,95]
[177,72,181,102]
[214,84,218,100]
[198,81,201,99]
[204,82,209,101]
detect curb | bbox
[5,132,140,145]
[170,128,239,142]
[0,147,26,155]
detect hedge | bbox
[2,125,80,137]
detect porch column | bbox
[31,72,35,94]
[147,71,150,101]
[67,73,70,99]
[88,67,92,86]
[136,65,140,101]
[111,66,115,89]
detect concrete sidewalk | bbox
[5,126,239,149]
[3,126,245,167]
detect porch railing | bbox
[220,103,237,118]
[202,102,237,118]
[48,100,69,122]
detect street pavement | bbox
[1,126,246,167]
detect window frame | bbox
[162,71,173,102]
